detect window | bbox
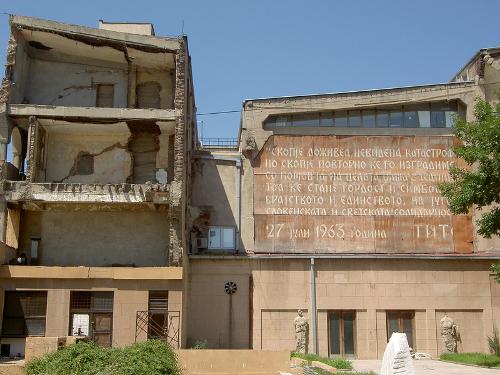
[70,291,113,347]
[319,112,334,127]
[389,110,403,127]
[348,111,362,127]
[362,110,375,128]
[386,311,414,349]
[2,291,47,337]
[137,82,161,109]
[96,84,114,107]
[148,291,168,339]
[208,226,235,250]
[329,311,355,357]
[335,111,348,127]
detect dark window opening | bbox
[96,84,114,108]
[386,311,415,350]
[2,291,47,337]
[74,152,94,175]
[329,310,355,357]
[148,291,169,340]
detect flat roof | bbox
[242,81,475,105]
[9,14,181,52]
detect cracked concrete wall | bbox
[45,131,132,184]
[18,210,170,266]
[136,67,174,109]
[8,33,31,104]
[25,59,128,107]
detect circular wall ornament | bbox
[224,281,237,295]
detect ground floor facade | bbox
[0,266,183,357]
[187,257,500,359]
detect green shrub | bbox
[488,324,500,356]
[291,351,352,369]
[191,339,208,349]
[25,340,180,375]
[440,352,500,367]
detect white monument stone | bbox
[380,332,415,375]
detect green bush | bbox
[25,340,180,375]
[191,339,208,349]
[488,324,500,356]
[291,351,352,369]
[440,352,500,368]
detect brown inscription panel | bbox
[253,135,472,254]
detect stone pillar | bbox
[26,116,40,183]
[45,289,70,337]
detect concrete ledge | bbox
[3,181,170,204]
[175,350,290,374]
[11,15,181,51]
[0,266,183,280]
[8,104,180,121]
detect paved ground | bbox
[352,359,500,374]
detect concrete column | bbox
[45,289,70,337]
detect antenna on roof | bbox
[181,20,185,36]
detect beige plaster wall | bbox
[192,157,238,227]
[187,259,250,348]
[45,130,131,184]
[19,210,169,266]
[25,58,128,107]
[188,258,498,359]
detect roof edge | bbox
[243,81,475,105]
[9,14,181,51]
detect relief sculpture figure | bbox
[294,309,308,353]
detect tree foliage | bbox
[439,96,500,238]
[439,95,500,280]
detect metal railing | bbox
[135,310,180,348]
[199,138,239,150]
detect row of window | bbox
[330,310,414,357]
[264,101,463,129]
[1,290,169,348]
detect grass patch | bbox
[440,352,500,368]
[25,340,180,375]
[291,351,352,369]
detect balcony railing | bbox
[199,138,239,150]
[135,310,180,348]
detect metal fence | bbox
[135,310,180,349]
[199,138,239,150]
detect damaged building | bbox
[0,16,195,356]
[0,14,499,362]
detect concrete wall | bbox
[25,58,128,107]
[44,129,131,184]
[191,157,238,227]
[188,258,498,359]
[18,210,169,266]
[136,67,174,109]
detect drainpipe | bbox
[310,257,318,354]
[234,158,242,251]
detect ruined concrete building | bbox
[0,15,195,355]
[0,15,499,361]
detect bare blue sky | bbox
[0,0,499,139]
